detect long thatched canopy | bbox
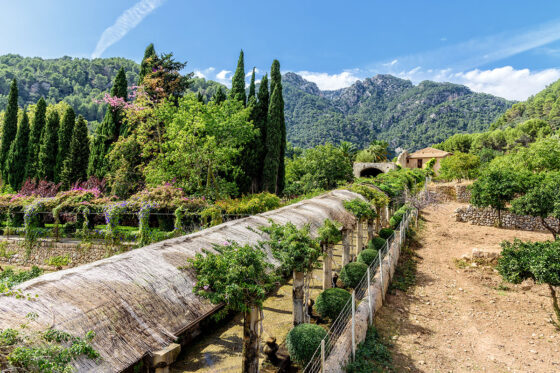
[0,190,361,372]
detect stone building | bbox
[397,147,452,175]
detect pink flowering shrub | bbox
[19,179,61,197]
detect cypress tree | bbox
[229,50,246,105]
[138,43,157,84]
[197,91,204,103]
[26,97,46,180]
[262,84,283,193]
[248,67,256,100]
[112,67,128,100]
[5,111,30,190]
[87,112,113,178]
[55,106,75,182]
[253,74,269,191]
[61,115,90,188]
[1,79,19,180]
[270,60,286,194]
[212,87,226,104]
[37,111,59,181]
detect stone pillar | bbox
[323,243,332,290]
[342,228,351,266]
[357,219,363,253]
[152,343,181,373]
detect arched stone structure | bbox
[353,162,398,178]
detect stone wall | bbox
[0,238,134,268]
[428,182,472,203]
[455,205,559,233]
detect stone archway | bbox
[353,162,398,179]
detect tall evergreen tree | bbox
[138,43,157,84]
[5,111,30,190]
[55,106,75,182]
[37,111,59,181]
[248,67,256,100]
[229,50,246,105]
[61,115,90,188]
[26,97,46,180]
[112,67,128,100]
[1,79,19,181]
[253,74,269,191]
[212,87,226,104]
[263,60,286,194]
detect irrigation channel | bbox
[171,209,417,372]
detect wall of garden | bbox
[454,205,560,232]
[427,181,472,203]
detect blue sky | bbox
[2,1,560,100]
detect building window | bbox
[417,159,423,168]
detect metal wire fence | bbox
[303,208,417,373]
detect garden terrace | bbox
[0,189,360,372]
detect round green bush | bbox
[389,213,403,229]
[368,237,386,251]
[286,323,327,365]
[315,288,351,320]
[378,228,394,240]
[357,248,378,266]
[340,262,368,288]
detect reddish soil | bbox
[375,202,560,373]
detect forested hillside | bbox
[0,54,139,123]
[283,73,514,151]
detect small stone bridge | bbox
[353,162,398,178]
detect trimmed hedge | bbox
[286,323,327,365]
[340,262,368,288]
[357,249,378,266]
[368,237,386,251]
[378,228,394,240]
[315,288,351,320]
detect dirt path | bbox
[375,202,560,373]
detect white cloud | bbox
[395,65,560,101]
[91,0,165,58]
[215,70,232,86]
[383,59,398,67]
[295,70,361,90]
[245,68,260,78]
[194,67,215,79]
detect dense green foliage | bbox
[345,326,393,373]
[389,205,411,229]
[5,112,30,190]
[357,248,378,266]
[438,152,480,181]
[26,97,46,180]
[318,219,342,246]
[0,54,138,123]
[283,72,512,151]
[0,266,42,291]
[60,115,90,187]
[378,228,394,240]
[340,262,368,288]
[315,288,351,320]
[286,323,327,365]
[368,237,386,251]
[55,107,75,181]
[343,198,377,220]
[37,111,59,181]
[1,80,18,180]
[229,50,246,105]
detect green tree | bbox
[355,141,389,162]
[269,60,286,194]
[253,74,269,190]
[190,242,276,373]
[212,87,226,104]
[5,111,30,190]
[497,239,560,329]
[111,67,128,101]
[26,97,47,180]
[60,115,90,188]
[55,106,75,182]
[438,152,480,181]
[1,79,19,181]
[471,168,523,227]
[262,69,285,193]
[229,50,246,105]
[138,43,157,84]
[248,67,256,100]
[260,222,320,325]
[511,172,560,240]
[37,111,59,181]
[318,219,342,290]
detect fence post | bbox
[351,290,356,361]
[367,267,372,326]
[321,339,325,373]
[379,250,384,299]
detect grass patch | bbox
[345,326,394,372]
[389,225,420,293]
[454,258,469,269]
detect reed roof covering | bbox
[0,189,361,372]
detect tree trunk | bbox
[540,216,559,241]
[323,243,332,290]
[342,229,351,266]
[548,284,560,330]
[367,219,374,242]
[497,208,502,228]
[357,219,363,253]
[375,213,381,234]
[293,270,305,325]
[242,306,260,373]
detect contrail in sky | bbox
[91,0,166,58]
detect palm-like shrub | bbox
[315,288,351,320]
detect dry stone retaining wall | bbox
[427,182,472,203]
[455,206,560,233]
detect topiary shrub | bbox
[315,288,351,320]
[378,228,394,240]
[389,211,404,229]
[340,262,368,288]
[357,249,378,266]
[286,323,327,365]
[368,237,386,251]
